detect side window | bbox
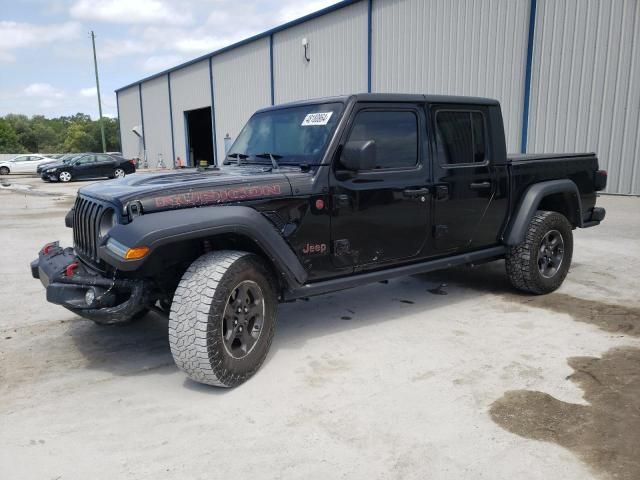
[78,155,96,164]
[14,156,27,162]
[346,110,418,169]
[435,111,486,165]
[96,155,111,162]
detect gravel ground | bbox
[1,175,638,480]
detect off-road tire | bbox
[169,251,277,387]
[0,166,9,175]
[505,210,573,294]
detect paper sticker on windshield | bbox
[301,112,333,126]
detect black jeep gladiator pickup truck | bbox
[31,94,607,387]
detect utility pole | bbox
[90,30,107,153]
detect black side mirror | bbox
[340,140,376,171]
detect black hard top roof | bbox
[255,93,499,113]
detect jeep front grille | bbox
[73,196,106,264]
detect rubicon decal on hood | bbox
[147,184,284,210]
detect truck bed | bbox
[507,152,597,163]
[506,152,600,225]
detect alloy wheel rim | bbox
[60,172,71,182]
[115,169,125,178]
[221,280,265,359]
[537,229,564,278]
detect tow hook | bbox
[42,241,59,255]
[65,262,79,277]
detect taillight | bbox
[129,159,136,165]
[595,170,607,191]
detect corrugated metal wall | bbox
[211,38,271,162]
[272,0,368,103]
[140,76,173,168]
[117,0,640,194]
[169,60,212,165]
[116,86,143,160]
[371,0,530,153]
[528,0,640,195]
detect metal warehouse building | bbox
[116,0,640,195]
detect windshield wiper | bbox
[255,152,282,172]
[225,152,249,166]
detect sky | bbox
[0,0,341,119]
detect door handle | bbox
[469,181,492,190]
[403,187,430,198]
[333,194,350,208]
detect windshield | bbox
[227,102,344,165]
[63,154,81,163]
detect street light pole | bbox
[90,30,107,153]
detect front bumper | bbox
[31,242,151,323]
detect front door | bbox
[430,106,498,252]
[11,155,31,173]
[330,104,431,270]
[73,154,97,178]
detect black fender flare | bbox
[98,205,307,286]
[504,179,583,245]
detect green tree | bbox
[4,114,38,152]
[62,123,95,152]
[0,119,23,153]
[0,112,120,154]
[31,116,59,153]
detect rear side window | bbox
[347,110,418,169]
[435,111,486,165]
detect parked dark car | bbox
[31,94,607,387]
[36,153,82,174]
[40,153,136,182]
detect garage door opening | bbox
[185,107,214,166]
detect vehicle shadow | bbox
[68,310,176,377]
[67,259,638,385]
[271,262,512,352]
[67,265,496,382]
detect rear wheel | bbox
[505,210,573,294]
[58,171,72,182]
[0,167,9,175]
[169,251,277,387]
[114,168,126,178]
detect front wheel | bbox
[505,210,573,294]
[0,167,9,175]
[58,171,72,182]
[169,251,278,387]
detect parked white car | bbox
[0,155,56,175]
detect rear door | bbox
[430,106,499,252]
[95,154,116,177]
[330,103,431,270]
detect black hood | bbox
[78,165,312,213]
[40,161,67,170]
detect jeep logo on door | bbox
[302,242,327,255]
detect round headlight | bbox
[99,209,117,238]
